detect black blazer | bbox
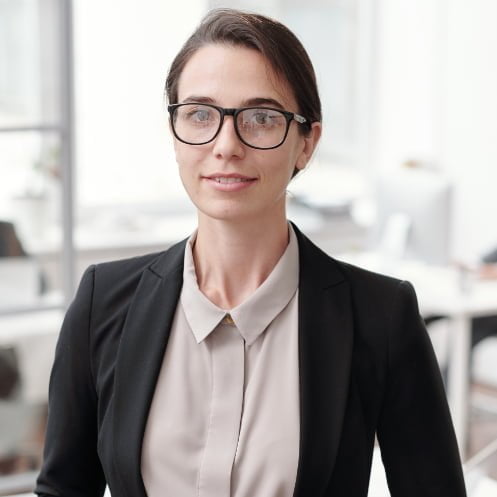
[36,224,466,497]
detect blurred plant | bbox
[23,144,61,198]
[33,144,61,180]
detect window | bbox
[0,0,72,491]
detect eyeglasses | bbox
[167,103,308,150]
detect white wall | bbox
[443,0,497,260]
[374,0,444,170]
[73,0,206,208]
[374,0,497,261]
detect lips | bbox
[203,173,257,182]
[203,173,257,191]
[213,177,253,184]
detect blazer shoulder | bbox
[292,222,405,297]
[76,238,187,322]
[90,236,188,286]
[332,257,405,293]
[93,250,163,277]
[327,256,420,332]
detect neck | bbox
[193,213,290,309]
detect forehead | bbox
[176,43,298,109]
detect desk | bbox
[336,251,497,461]
[427,283,497,460]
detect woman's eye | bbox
[253,112,270,125]
[188,109,211,122]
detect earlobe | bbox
[295,154,307,171]
[295,142,307,170]
[296,122,322,170]
[307,122,322,154]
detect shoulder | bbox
[68,238,187,331]
[331,258,420,339]
[87,237,188,295]
[333,256,405,292]
[294,224,420,338]
[63,239,188,376]
[90,250,164,294]
[332,256,417,313]
[90,250,163,284]
[329,257,427,380]
[302,241,430,388]
[293,222,407,299]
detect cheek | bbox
[276,130,304,165]
[257,155,295,191]
[175,144,201,176]
[274,140,304,178]
[291,131,306,158]
[175,149,198,195]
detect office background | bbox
[1,0,497,496]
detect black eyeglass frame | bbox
[167,103,308,150]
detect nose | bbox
[212,115,245,160]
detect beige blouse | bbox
[141,224,300,497]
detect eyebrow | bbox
[181,95,286,110]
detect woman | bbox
[36,9,467,497]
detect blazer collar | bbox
[112,224,354,497]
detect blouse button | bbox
[222,313,235,325]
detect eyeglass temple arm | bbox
[293,113,307,124]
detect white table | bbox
[422,278,497,460]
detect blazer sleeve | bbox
[376,280,467,496]
[35,266,106,497]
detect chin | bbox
[199,209,253,223]
[195,201,263,224]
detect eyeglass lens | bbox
[172,104,288,148]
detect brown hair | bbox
[165,8,322,133]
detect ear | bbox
[295,122,322,170]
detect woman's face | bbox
[172,43,320,224]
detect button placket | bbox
[197,324,245,497]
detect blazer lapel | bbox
[112,240,186,497]
[292,225,354,497]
